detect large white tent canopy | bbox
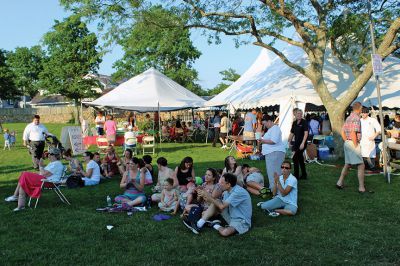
[85,68,206,112]
[205,42,400,109]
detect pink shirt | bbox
[104,120,117,135]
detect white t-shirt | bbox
[261,125,286,155]
[360,117,381,158]
[44,160,64,182]
[86,160,101,182]
[276,174,298,208]
[95,116,105,128]
[23,123,48,141]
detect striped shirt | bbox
[342,112,361,141]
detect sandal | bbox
[335,184,344,190]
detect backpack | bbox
[187,206,204,224]
[66,174,84,188]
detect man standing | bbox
[336,102,368,193]
[184,173,252,237]
[23,115,49,170]
[243,108,257,138]
[360,107,381,170]
[288,109,309,179]
[212,111,221,147]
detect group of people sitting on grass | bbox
[161,120,194,142]
[4,147,298,237]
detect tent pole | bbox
[158,102,161,151]
[206,109,210,144]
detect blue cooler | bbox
[318,145,330,160]
[325,135,334,148]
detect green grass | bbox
[1,123,400,265]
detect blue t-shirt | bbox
[244,112,256,132]
[4,133,10,141]
[276,174,298,207]
[223,185,252,225]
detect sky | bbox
[0,0,262,90]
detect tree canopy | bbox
[39,15,102,102]
[208,68,240,96]
[0,49,18,100]
[112,5,204,95]
[7,46,45,98]
[60,0,400,134]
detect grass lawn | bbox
[1,123,400,265]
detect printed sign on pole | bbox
[371,54,383,76]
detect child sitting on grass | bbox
[158,178,179,214]
[242,164,270,197]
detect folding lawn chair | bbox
[28,166,70,209]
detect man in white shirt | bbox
[259,115,286,189]
[23,115,49,170]
[360,107,381,170]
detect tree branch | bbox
[340,17,400,106]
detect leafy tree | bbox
[60,2,206,95]
[208,68,240,95]
[0,49,18,100]
[39,15,102,103]
[7,46,45,98]
[60,0,400,144]
[112,6,204,95]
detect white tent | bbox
[205,43,400,109]
[85,68,206,112]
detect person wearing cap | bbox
[4,147,64,211]
[360,107,381,170]
[22,115,49,169]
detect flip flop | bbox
[153,214,172,221]
[335,184,344,190]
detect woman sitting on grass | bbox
[222,156,244,186]
[78,151,101,186]
[183,168,223,216]
[175,156,195,192]
[241,164,269,197]
[142,155,154,185]
[158,178,179,214]
[259,160,298,216]
[63,149,83,176]
[151,157,178,202]
[117,149,133,176]
[4,147,64,211]
[114,157,146,208]
[102,145,120,178]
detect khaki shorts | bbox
[344,140,363,165]
[243,131,255,138]
[221,208,250,235]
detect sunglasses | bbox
[281,166,291,170]
[49,153,55,156]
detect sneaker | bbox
[13,206,25,212]
[205,219,221,228]
[5,195,18,202]
[183,218,200,234]
[256,201,264,207]
[268,211,280,217]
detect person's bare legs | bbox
[357,163,365,192]
[246,186,260,196]
[218,226,237,237]
[17,186,26,209]
[13,183,21,197]
[201,203,218,221]
[337,164,350,187]
[125,196,145,207]
[275,209,294,216]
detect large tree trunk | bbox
[325,105,345,158]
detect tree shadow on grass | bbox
[0,164,32,175]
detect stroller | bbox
[44,133,65,155]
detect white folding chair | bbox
[28,166,70,209]
[124,137,137,155]
[96,136,109,154]
[142,136,155,154]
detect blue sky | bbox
[0,0,261,89]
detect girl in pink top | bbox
[104,115,117,145]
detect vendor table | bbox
[83,134,145,147]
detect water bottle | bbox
[146,195,152,209]
[106,195,112,207]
